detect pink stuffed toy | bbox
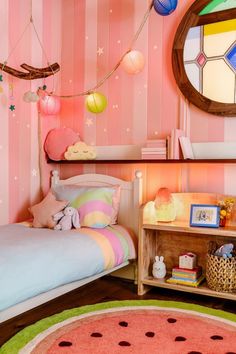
[53,207,80,231]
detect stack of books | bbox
[141,139,167,160]
[166,128,185,159]
[166,266,204,287]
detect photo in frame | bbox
[190,204,220,228]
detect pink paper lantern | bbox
[39,95,61,115]
[121,50,145,74]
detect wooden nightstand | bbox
[138,207,236,300]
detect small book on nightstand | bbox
[166,265,204,287]
[166,274,205,287]
[172,266,202,280]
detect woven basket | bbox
[206,242,236,293]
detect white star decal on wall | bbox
[103,128,107,133]
[14,176,18,181]
[153,45,158,50]
[0,199,2,204]
[115,75,119,80]
[126,128,130,132]
[112,104,118,109]
[97,47,104,56]
[32,169,37,177]
[109,9,113,13]
[154,131,158,135]
[117,40,121,44]
[0,145,3,150]
[85,118,93,127]
[26,124,30,128]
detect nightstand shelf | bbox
[138,208,236,300]
[140,276,236,301]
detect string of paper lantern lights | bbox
[40,0,178,115]
[0,0,178,116]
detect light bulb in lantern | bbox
[86,92,107,114]
[153,0,178,16]
[121,50,145,75]
[39,95,61,115]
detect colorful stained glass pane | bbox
[226,44,236,70]
[184,8,236,104]
[203,60,235,103]
[204,19,236,57]
[197,53,206,66]
[200,0,236,15]
[184,27,201,61]
[185,63,200,91]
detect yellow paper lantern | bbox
[121,50,145,74]
[86,92,107,114]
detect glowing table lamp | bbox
[154,187,176,222]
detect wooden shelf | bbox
[142,276,236,301]
[47,158,236,164]
[143,222,236,238]
[138,219,236,300]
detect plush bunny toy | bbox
[214,243,234,258]
[152,256,166,279]
[53,206,80,231]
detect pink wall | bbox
[0,0,236,225]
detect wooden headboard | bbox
[51,170,143,235]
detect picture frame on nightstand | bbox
[190,204,220,228]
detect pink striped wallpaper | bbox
[0,0,236,225]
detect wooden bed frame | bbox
[0,170,143,323]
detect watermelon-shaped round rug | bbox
[1,300,236,353]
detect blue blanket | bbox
[0,223,134,311]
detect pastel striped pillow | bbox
[52,185,120,226]
[69,187,115,228]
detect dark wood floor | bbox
[1,276,235,347]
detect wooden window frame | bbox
[172,0,236,117]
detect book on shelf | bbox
[141,146,167,160]
[142,148,166,152]
[141,155,166,160]
[172,265,202,273]
[169,129,185,159]
[166,136,171,159]
[166,274,205,287]
[179,136,194,159]
[141,150,166,154]
[146,139,166,148]
[172,266,202,280]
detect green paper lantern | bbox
[86,92,107,114]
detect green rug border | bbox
[1,299,236,354]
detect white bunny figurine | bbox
[152,256,166,279]
[53,207,80,231]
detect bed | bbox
[0,170,142,323]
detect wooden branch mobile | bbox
[0,62,60,80]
